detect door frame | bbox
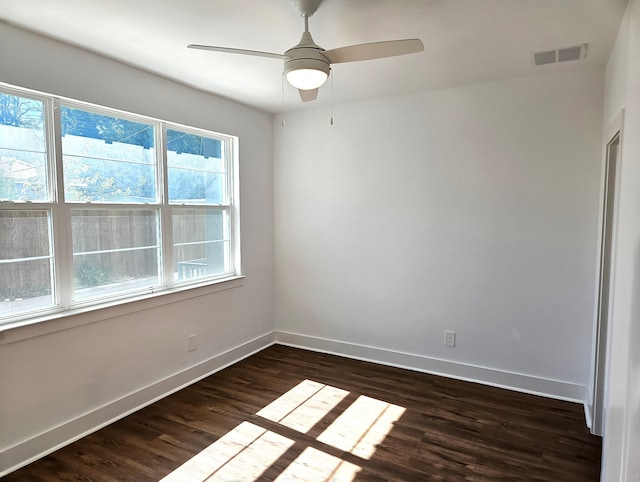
[589,109,624,436]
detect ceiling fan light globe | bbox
[284,55,330,90]
[286,68,328,90]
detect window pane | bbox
[167,129,226,205]
[0,210,55,317]
[72,209,160,301]
[0,93,48,201]
[61,107,156,203]
[173,208,230,282]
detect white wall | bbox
[601,0,640,479]
[0,22,275,474]
[274,68,604,400]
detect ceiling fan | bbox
[188,0,424,102]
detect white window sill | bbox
[0,275,245,345]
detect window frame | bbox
[0,83,241,327]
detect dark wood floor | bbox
[4,345,601,481]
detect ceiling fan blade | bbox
[299,88,319,102]
[187,44,288,60]
[323,39,424,64]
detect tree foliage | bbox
[61,107,154,149]
[0,94,42,128]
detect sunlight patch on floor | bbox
[160,379,405,481]
[160,421,294,482]
[317,395,406,460]
[274,447,361,481]
[258,379,350,433]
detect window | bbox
[0,85,239,324]
[166,128,233,283]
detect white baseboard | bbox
[0,331,276,477]
[275,331,587,403]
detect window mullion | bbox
[158,122,174,288]
[50,99,73,310]
[229,137,241,276]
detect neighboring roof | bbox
[0,157,36,181]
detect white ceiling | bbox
[0,0,628,113]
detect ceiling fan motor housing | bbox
[284,47,330,78]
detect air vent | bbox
[532,44,588,66]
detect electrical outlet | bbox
[188,334,198,352]
[444,330,456,347]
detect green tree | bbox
[0,175,16,199]
[0,94,43,128]
[0,93,46,200]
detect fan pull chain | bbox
[330,69,334,126]
[281,73,286,127]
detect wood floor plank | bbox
[3,345,601,481]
